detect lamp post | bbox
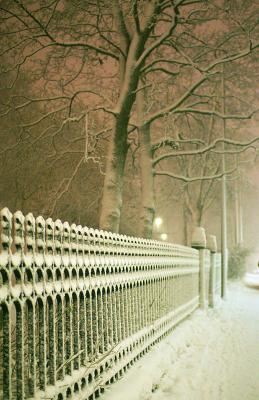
[221,65,228,299]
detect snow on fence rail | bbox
[0,208,221,400]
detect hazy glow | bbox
[154,217,163,228]
[161,233,168,241]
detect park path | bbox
[102,283,259,400]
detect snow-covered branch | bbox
[47,156,84,216]
[152,138,205,153]
[142,33,259,127]
[153,136,259,166]
[136,1,180,67]
[155,166,236,183]
[143,72,219,126]
[10,0,120,60]
[173,108,258,119]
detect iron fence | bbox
[0,207,220,400]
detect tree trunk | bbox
[99,118,128,232]
[183,205,189,246]
[138,124,155,238]
[99,3,159,232]
[234,177,244,246]
[183,186,197,246]
[136,87,155,238]
[196,205,203,227]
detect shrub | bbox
[228,245,250,279]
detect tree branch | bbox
[173,108,258,119]
[152,138,205,152]
[153,136,259,166]
[155,166,236,182]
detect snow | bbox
[102,283,259,400]
[243,271,259,288]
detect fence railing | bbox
[0,208,221,400]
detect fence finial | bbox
[191,227,206,249]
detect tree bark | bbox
[99,2,162,232]
[196,205,203,226]
[182,186,198,246]
[99,37,145,232]
[183,204,189,246]
[99,118,129,232]
[137,89,155,238]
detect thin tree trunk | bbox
[183,204,189,246]
[221,65,228,299]
[183,186,197,246]
[137,89,155,238]
[196,206,203,227]
[234,176,244,246]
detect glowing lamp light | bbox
[154,217,163,228]
[161,233,168,241]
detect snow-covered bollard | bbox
[191,227,207,309]
[207,235,217,308]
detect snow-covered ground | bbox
[102,283,259,400]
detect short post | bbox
[191,227,207,309]
[207,235,217,308]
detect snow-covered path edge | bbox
[102,283,259,400]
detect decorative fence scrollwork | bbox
[0,207,221,400]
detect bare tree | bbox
[0,0,186,231]
[0,0,258,235]
[133,0,259,237]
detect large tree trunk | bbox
[99,49,143,232]
[99,2,160,232]
[99,118,128,232]
[137,90,155,238]
[138,123,155,238]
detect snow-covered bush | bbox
[228,245,250,279]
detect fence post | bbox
[207,235,217,308]
[191,227,207,309]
